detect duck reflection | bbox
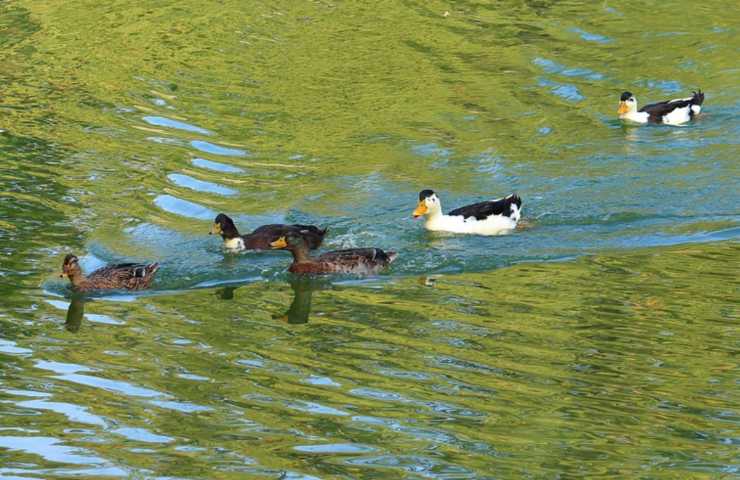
[65,295,86,332]
[275,276,328,324]
[214,277,329,324]
[216,285,237,300]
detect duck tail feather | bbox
[692,90,705,105]
[507,193,522,208]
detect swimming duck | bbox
[60,254,159,292]
[210,213,327,251]
[617,90,704,125]
[270,233,397,275]
[412,189,522,235]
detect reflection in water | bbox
[216,285,237,300]
[1,1,739,478]
[276,277,329,325]
[65,296,85,333]
[216,277,328,324]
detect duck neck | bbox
[221,225,240,240]
[67,272,88,289]
[288,245,312,263]
[619,104,640,121]
[426,204,444,223]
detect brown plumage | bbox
[210,213,327,251]
[60,254,159,292]
[270,233,397,275]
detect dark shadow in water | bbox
[217,286,237,300]
[65,295,86,332]
[275,276,325,325]
[215,276,331,324]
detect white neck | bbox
[424,204,444,225]
[620,109,648,123]
[224,237,245,250]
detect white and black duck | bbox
[412,189,522,235]
[617,90,704,125]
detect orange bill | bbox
[412,201,428,218]
[617,101,629,115]
[270,236,288,249]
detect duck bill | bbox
[412,202,428,218]
[270,236,288,249]
[617,101,629,115]
[210,223,221,235]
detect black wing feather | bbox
[447,195,521,221]
[639,90,704,123]
[319,248,395,264]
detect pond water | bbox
[1,1,738,478]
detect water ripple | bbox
[143,116,212,135]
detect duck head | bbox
[60,254,82,283]
[413,189,442,218]
[270,232,308,252]
[618,91,637,117]
[210,213,239,239]
[271,232,311,262]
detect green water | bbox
[1,0,739,478]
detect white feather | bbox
[662,105,692,125]
[621,110,650,123]
[223,237,245,250]
[424,213,517,235]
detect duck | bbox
[412,189,522,235]
[210,213,327,251]
[270,232,397,275]
[617,90,704,125]
[60,254,159,292]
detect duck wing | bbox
[289,224,327,249]
[447,194,522,220]
[88,262,160,290]
[246,224,327,249]
[640,90,704,123]
[319,248,396,265]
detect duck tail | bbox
[386,252,398,264]
[506,193,522,208]
[691,89,705,106]
[147,263,160,275]
[506,194,522,222]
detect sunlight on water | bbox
[0,0,738,478]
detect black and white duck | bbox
[412,190,522,235]
[617,90,704,125]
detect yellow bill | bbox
[270,236,288,249]
[210,223,222,235]
[413,201,428,218]
[617,101,629,115]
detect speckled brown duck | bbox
[270,232,397,275]
[60,254,159,292]
[210,213,327,251]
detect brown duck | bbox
[210,213,327,251]
[270,232,397,275]
[60,254,159,292]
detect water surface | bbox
[1,0,738,478]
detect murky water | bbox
[1,1,738,478]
